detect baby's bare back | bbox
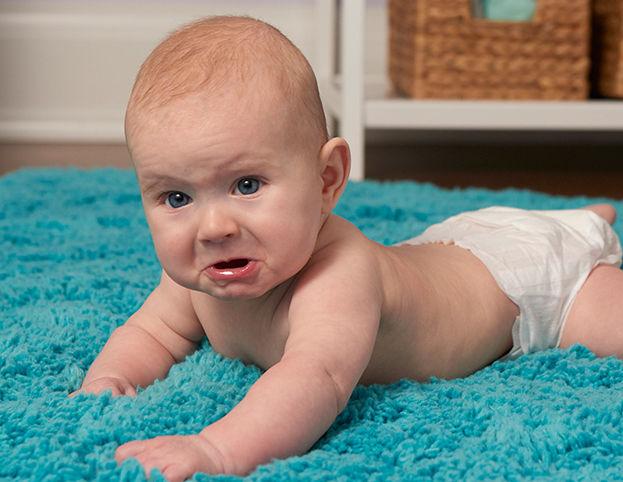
[193,216,519,385]
[364,241,518,382]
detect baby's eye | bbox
[164,191,191,209]
[235,177,261,195]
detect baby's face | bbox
[129,91,325,300]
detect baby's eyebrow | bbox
[138,157,274,194]
[140,174,185,194]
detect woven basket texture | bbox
[592,0,623,98]
[388,0,591,100]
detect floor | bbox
[366,143,623,199]
[1,141,622,199]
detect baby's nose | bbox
[197,207,240,243]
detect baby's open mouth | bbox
[205,258,257,281]
[213,259,250,269]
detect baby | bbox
[70,15,623,481]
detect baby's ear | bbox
[318,137,351,213]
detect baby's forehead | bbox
[129,95,305,171]
[129,72,294,130]
[129,85,294,146]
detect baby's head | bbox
[125,16,350,300]
[126,15,330,160]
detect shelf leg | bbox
[315,0,338,138]
[315,0,337,85]
[340,0,365,180]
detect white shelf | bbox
[321,78,623,131]
[316,0,623,180]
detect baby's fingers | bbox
[115,438,177,480]
[119,381,138,397]
[115,437,172,461]
[67,387,118,398]
[115,439,149,463]
[69,377,137,398]
[68,389,81,398]
[115,436,213,482]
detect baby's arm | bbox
[198,251,382,474]
[73,271,205,396]
[113,249,381,479]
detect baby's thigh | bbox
[560,264,623,357]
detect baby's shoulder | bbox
[283,216,384,339]
[291,215,383,300]
[311,214,379,264]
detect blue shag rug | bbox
[3,168,623,481]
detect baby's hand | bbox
[69,376,137,398]
[115,433,225,481]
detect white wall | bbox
[0,0,387,143]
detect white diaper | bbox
[397,207,623,359]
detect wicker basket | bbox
[592,0,623,98]
[388,0,591,100]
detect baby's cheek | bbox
[151,235,174,263]
[153,236,192,274]
[280,221,318,268]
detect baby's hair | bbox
[126,15,328,153]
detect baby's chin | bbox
[179,276,278,301]
[163,267,291,302]
[196,285,270,301]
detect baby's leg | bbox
[560,264,623,357]
[560,204,620,356]
[581,203,616,225]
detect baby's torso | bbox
[190,215,517,384]
[366,241,517,382]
